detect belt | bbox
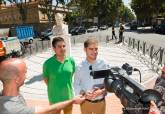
[86,98,105,103]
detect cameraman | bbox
[149,66,165,114]
[149,101,160,114]
[0,58,85,114]
[74,38,109,114]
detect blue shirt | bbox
[74,59,109,100]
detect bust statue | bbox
[52,13,68,36]
[51,13,71,56]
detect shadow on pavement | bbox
[25,74,43,85]
[125,27,154,34]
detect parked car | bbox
[99,25,108,30]
[0,29,22,60]
[69,27,78,35]
[130,21,138,30]
[41,29,53,40]
[33,30,41,38]
[70,26,86,35]
[87,26,98,32]
[155,23,165,34]
[125,23,131,27]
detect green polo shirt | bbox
[43,55,75,104]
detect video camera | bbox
[90,63,162,114]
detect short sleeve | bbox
[43,62,49,78]
[6,103,35,114]
[17,107,35,114]
[70,57,76,73]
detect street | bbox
[23,40,159,114]
[69,27,165,49]
[0,1,164,114]
[0,28,164,114]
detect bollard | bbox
[150,45,154,60]
[133,39,135,49]
[41,40,44,50]
[35,42,38,53]
[137,40,140,51]
[159,48,164,65]
[128,37,131,47]
[143,42,146,55]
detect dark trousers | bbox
[119,32,123,42]
[112,31,117,40]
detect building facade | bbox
[0,1,71,32]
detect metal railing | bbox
[20,32,165,71]
[21,31,111,57]
[124,37,165,71]
[21,40,51,57]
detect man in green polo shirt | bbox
[43,37,75,114]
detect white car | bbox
[0,37,21,59]
[87,26,98,32]
[99,25,108,30]
[0,28,22,60]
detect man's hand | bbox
[149,101,160,114]
[85,88,106,100]
[85,90,94,100]
[92,88,106,99]
[73,95,85,104]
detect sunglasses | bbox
[89,65,92,70]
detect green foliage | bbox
[98,0,123,24]
[64,11,80,25]
[118,4,135,22]
[77,0,125,24]
[77,0,135,24]
[131,0,165,19]
[1,0,136,25]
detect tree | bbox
[151,0,165,17]
[118,4,135,22]
[77,0,123,25]
[131,0,165,24]
[64,0,135,26]
[97,0,122,24]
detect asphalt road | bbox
[69,27,164,48]
[123,27,165,48]
[35,27,164,48]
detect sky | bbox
[123,0,131,9]
[52,0,132,7]
[5,0,131,7]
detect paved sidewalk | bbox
[17,41,159,114]
[0,39,157,113]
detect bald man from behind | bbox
[0,58,85,114]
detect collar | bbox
[84,59,97,66]
[53,55,69,62]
